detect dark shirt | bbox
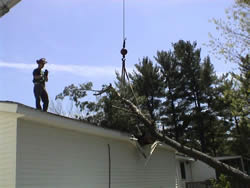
[33,68,45,86]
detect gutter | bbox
[0,101,176,154]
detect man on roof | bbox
[33,58,49,112]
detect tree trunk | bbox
[109,86,250,184]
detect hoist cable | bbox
[123,0,126,41]
[121,0,126,84]
[120,0,138,105]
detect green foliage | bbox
[207,0,250,156]
[130,57,164,122]
[220,55,250,156]
[55,40,249,157]
[155,50,189,141]
[54,82,105,125]
[211,174,231,188]
[208,1,249,64]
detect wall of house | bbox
[190,160,216,182]
[16,119,176,188]
[0,113,17,188]
[176,160,193,188]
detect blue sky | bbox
[0,0,236,109]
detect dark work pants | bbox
[34,84,49,111]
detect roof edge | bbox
[16,104,133,144]
[0,101,177,153]
[0,101,18,113]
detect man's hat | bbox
[36,58,47,64]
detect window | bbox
[180,162,186,179]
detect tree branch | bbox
[109,86,250,184]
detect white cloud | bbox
[0,61,122,78]
[0,62,36,69]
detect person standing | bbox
[33,58,49,111]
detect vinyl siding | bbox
[176,161,193,188]
[0,113,17,188]
[136,149,176,188]
[191,160,216,182]
[16,119,176,188]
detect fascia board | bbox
[0,102,18,113]
[0,101,177,153]
[16,104,133,143]
[215,155,242,161]
[0,111,24,119]
[176,155,195,162]
[158,143,177,153]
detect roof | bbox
[0,101,176,153]
[176,153,250,162]
[176,153,195,161]
[215,156,250,161]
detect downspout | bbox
[108,144,111,188]
[241,156,245,173]
[190,162,193,182]
[176,160,180,188]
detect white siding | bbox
[176,161,193,188]
[191,160,216,182]
[0,113,17,188]
[136,149,176,188]
[111,142,176,188]
[16,119,176,188]
[109,141,139,187]
[16,120,109,188]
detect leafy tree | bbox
[54,40,232,156]
[207,0,250,157]
[107,85,250,183]
[54,80,143,136]
[222,55,250,156]
[54,39,250,182]
[55,82,105,124]
[211,174,231,188]
[208,0,249,64]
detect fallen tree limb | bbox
[109,86,250,184]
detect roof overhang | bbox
[0,0,21,18]
[0,101,177,153]
[176,153,195,162]
[215,155,250,161]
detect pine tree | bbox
[130,57,164,123]
[155,50,190,142]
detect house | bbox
[0,101,178,188]
[0,0,21,18]
[176,154,250,188]
[176,154,216,188]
